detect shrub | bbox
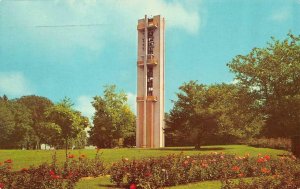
[247,138,291,150]
[109,153,299,189]
[0,152,105,189]
[222,163,300,189]
[63,152,105,183]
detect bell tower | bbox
[136,15,165,148]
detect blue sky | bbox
[1,0,300,119]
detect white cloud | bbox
[127,92,137,114]
[270,8,291,22]
[0,72,33,97]
[74,95,95,120]
[106,0,202,34]
[3,0,202,53]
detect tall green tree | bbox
[207,84,263,140]
[166,81,217,148]
[89,85,135,148]
[166,81,263,148]
[17,95,54,149]
[46,98,89,157]
[228,33,300,137]
[0,98,33,149]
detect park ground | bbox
[0,145,290,189]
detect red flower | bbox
[0,183,4,189]
[261,167,271,174]
[67,171,73,178]
[183,160,189,167]
[130,184,137,189]
[49,170,55,175]
[4,159,12,163]
[0,162,2,166]
[144,172,152,177]
[232,166,240,172]
[257,157,265,163]
[264,155,270,161]
[68,154,75,159]
[238,173,244,177]
[51,175,60,179]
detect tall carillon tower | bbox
[136,15,165,148]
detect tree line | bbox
[0,95,88,149]
[165,33,300,148]
[0,85,135,149]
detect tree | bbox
[0,98,33,149]
[166,81,217,148]
[166,81,263,148]
[38,122,62,148]
[72,130,88,149]
[17,95,54,149]
[228,33,300,137]
[46,98,89,157]
[0,95,8,101]
[89,85,135,148]
[206,84,263,141]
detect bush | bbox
[0,161,69,189]
[247,138,291,150]
[109,153,300,189]
[63,152,105,183]
[222,162,300,189]
[0,152,105,189]
[222,175,300,189]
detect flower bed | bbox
[222,171,300,189]
[0,153,105,189]
[1,151,299,189]
[110,153,300,189]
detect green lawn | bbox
[0,145,289,171]
[0,145,290,188]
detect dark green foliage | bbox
[0,95,89,150]
[46,98,89,157]
[166,33,299,147]
[17,95,54,149]
[0,98,33,149]
[228,33,300,138]
[166,81,263,148]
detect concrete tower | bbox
[136,15,165,148]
